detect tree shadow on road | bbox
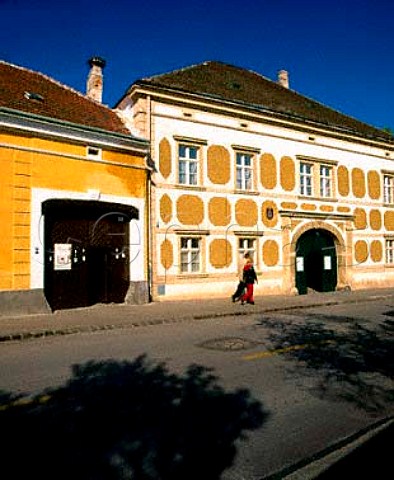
[262,317,394,413]
[0,355,267,480]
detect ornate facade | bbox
[116,61,394,300]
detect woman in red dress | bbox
[240,254,258,305]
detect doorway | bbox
[295,228,337,295]
[42,199,138,310]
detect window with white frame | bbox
[320,165,333,198]
[236,152,253,190]
[238,238,256,262]
[299,159,335,199]
[180,237,200,272]
[300,162,313,196]
[385,238,394,264]
[178,144,198,185]
[384,175,394,204]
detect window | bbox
[320,165,333,198]
[178,145,198,185]
[384,175,394,204]
[385,239,394,264]
[238,238,256,262]
[236,152,253,190]
[87,146,102,159]
[180,237,200,272]
[300,162,313,196]
[298,158,336,199]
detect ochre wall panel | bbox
[159,137,172,179]
[263,240,279,266]
[208,197,231,226]
[261,200,278,228]
[337,165,350,197]
[160,239,173,269]
[160,194,172,223]
[207,145,230,184]
[280,156,295,191]
[354,208,367,230]
[354,240,368,264]
[370,240,383,262]
[352,168,366,198]
[177,195,204,225]
[369,209,382,231]
[235,199,258,227]
[260,153,277,189]
[367,170,381,200]
[209,239,232,268]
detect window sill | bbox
[234,189,260,196]
[297,195,338,203]
[174,184,206,192]
[176,273,209,279]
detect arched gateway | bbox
[295,228,339,295]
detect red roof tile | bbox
[0,61,129,135]
[136,61,391,142]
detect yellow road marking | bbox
[242,344,308,361]
[242,340,335,361]
[0,394,51,411]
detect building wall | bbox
[0,129,149,303]
[123,95,394,300]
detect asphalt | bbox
[1,286,393,479]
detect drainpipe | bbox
[146,94,154,302]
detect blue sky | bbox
[1,0,393,131]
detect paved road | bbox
[1,287,393,479]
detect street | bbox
[0,299,393,479]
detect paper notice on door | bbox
[324,255,332,270]
[54,243,72,270]
[296,256,304,272]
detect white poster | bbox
[54,243,72,270]
[296,256,304,272]
[324,255,332,270]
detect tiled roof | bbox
[137,61,391,142]
[0,61,130,135]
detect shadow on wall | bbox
[0,355,267,480]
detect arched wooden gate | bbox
[42,199,138,310]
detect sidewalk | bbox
[1,287,394,342]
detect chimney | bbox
[86,56,106,103]
[277,69,289,89]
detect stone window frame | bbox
[232,144,260,193]
[234,230,264,271]
[382,171,394,205]
[384,236,394,265]
[296,156,338,201]
[180,236,201,273]
[174,229,209,275]
[174,136,207,188]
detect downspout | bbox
[146,94,153,302]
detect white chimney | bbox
[277,69,289,89]
[86,56,106,103]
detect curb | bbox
[1,292,393,343]
[262,416,394,479]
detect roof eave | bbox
[129,81,394,147]
[0,106,149,153]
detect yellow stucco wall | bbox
[0,131,147,291]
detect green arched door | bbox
[295,229,337,295]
